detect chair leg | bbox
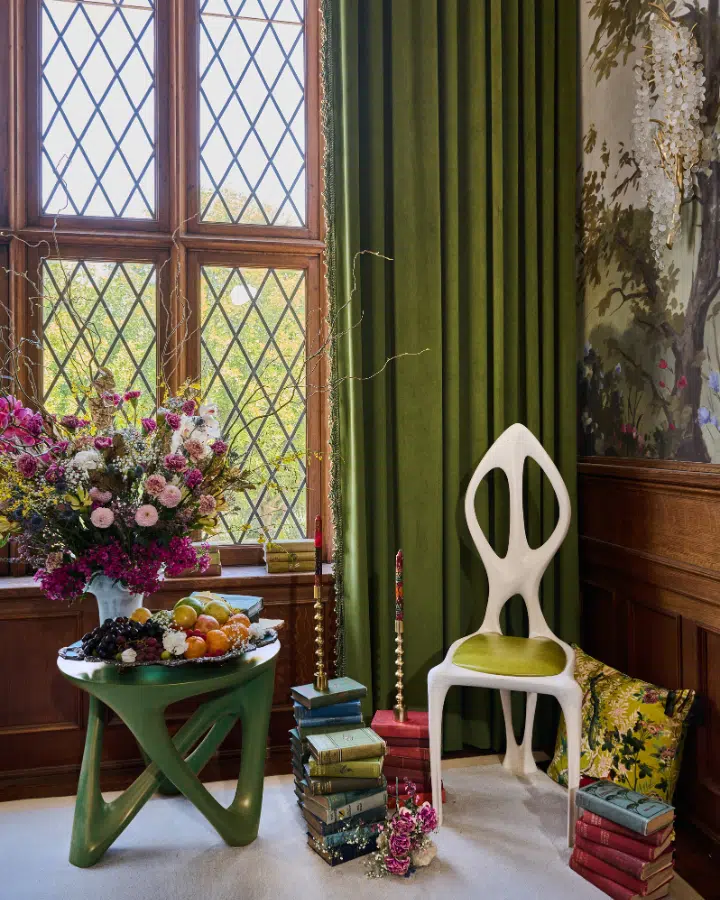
[560,684,583,847]
[427,675,448,826]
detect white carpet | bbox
[0,761,701,900]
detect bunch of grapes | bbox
[81,616,166,662]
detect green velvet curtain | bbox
[323,0,578,751]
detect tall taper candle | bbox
[394,549,407,722]
[313,515,328,691]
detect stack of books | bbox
[265,539,315,574]
[570,781,676,900]
[370,709,445,807]
[291,678,388,866]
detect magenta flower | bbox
[141,417,157,432]
[198,494,216,515]
[391,809,415,835]
[90,508,115,529]
[93,436,113,450]
[144,473,166,496]
[417,802,438,833]
[60,415,81,430]
[52,440,70,453]
[165,413,181,430]
[388,832,411,856]
[44,463,65,483]
[676,375,687,390]
[158,484,182,508]
[211,439,228,455]
[385,855,411,876]
[135,504,159,527]
[164,453,187,472]
[102,391,123,407]
[16,454,38,478]
[182,399,196,416]
[184,468,203,489]
[89,487,112,504]
[123,390,141,402]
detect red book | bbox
[385,768,432,789]
[386,736,429,748]
[570,857,671,900]
[384,753,431,772]
[385,745,430,760]
[575,820,673,861]
[371,709,429,740]
[571,847,674,895]
[574,836,674,881]
[580,811,674,846]
[387,787,445,808]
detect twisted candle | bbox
[394,549,407,722]
[313,515,328,691]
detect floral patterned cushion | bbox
[547,646,695,802]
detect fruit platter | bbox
[58,591,282,667]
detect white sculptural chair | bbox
[427,423,582,846]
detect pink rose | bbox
[16,454,38,478]
[184,438,205,461]
[211,439,228,455]
[198,494,216,515]
[182,399,196,416]
[144,473,167,496]
[159,485,182,508]
[93,436,113,450]
[391,808,415,835]
[165,413,181,430]
[135,504,159,527]
[44,463,65,483]
[141,417,157,432]
[184,468,203,489]
[164,453,187,472]
[388,831,411,856]
[90,507,115,529]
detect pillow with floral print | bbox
[548,646,694,802]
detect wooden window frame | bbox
[0,0,328,565]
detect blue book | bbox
[295,713,364,729]
[293,700,362,721]
[576,781,675,836]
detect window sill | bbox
[0,563,334,600]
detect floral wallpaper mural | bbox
[579,0,720,461]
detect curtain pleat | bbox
[324,0,579,750]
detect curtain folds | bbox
[323,0,578,751]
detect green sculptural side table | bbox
[57,640,279,867]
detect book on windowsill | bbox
[307,728,386,765]
[574,835,674,881]
[579,811,674,847]
[576,782,675,836]
[292,677,367,710]
[304,775,387,795]
[265,550,316,563]
[371,709,429,740]
[303,788,387,824]
[266,560,315,574]
[569,857,672,900]
[307,756,385,779]
[264,538,315,555]
[306,832,377,866]
[294,700,362,722]
[575,820,674,861]
[302,804,386,837]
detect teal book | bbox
[303,789,387,824]
[576,782,675,836]
[302,804,385,837]
[291,677,367,710]
[308,727,386,764]
[294,713,364,729]
[307,822,376,851]
[294,700,362,721]
[306,832,377,866]
[304,775,386,796]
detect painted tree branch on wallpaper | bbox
[579,0,720,461]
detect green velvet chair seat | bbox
[452,633,567,677]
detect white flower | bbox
[170,412,222,454]
[162,630,188,657]
[248,623,266,642]
[69,449,102,471]
[120,648,137,664]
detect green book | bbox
[307,756,384,779]
[576,782,675,836]
[305,775,386,795]
[303,788,387,824]
[291,677,367,710]
[307,728,386,765]
[294,721,358,741]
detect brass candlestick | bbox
[393,549,406,722]
[313,515,328,692]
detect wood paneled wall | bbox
[578,458,720,843]
[0,568,334,800]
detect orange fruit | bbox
[205,629,231,655]
[227,613,250,628]
[184,636,207,659]
[195,614,220,634]
[223,620,249,649]
[130,607,152,624]
[173,605,198,628]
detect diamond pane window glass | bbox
[199,0,306,226]
[41,0,156,218]
[200,265,306,543]
[42,259,157,417]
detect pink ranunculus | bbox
[676,375,687,390]
[184,468,203,489]
[164,453,187,472]
[391,809,415,835]
[90,507,115,529]
[385,855,411,876]
[198,494,216,515]
[158,484,182,508]
[89,487,112,504]
[93,436,113,450]
[182,399,196,416]
[184,438,206,461]
[123,390,141,402]
[144,473,167,496]
[135,504,159,527]
[60,415,81,430]
[165,412,181,430]
[44,463,65,483]
[16,454,38,478]
[417,802,438,834]
[388,832,411,857]
[211,439,228,455]
[659,359,668,369]
[141,417,157,432]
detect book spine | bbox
[384,737,430,748]
[575,821,659,861]
[574,836,660,879]
[570,857,639,900]
[266,561,314,573]
[384,755,431,772]
[384,745,430,760]
[315,743,385,765]
[307,777,385,795]
[308,759,384,779]
[326,792,386,823]
[306,833,377,866]
[384,768,431,787]
[297,714,364,729]
[580,811,671,846]
[573,848,649,894]
[294,701,362,721]
[373,722,429,740]
[297,722,358,739]
[577,791,657,836]
[303,806,385,836]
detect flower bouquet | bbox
[366,778,439,878]
[0,374,252,615]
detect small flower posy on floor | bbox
[365,778,438,878]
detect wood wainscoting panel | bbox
[579,458,720,846]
